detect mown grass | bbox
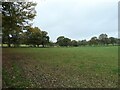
[2,46,119,88]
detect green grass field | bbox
[2,46,119,88]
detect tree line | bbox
[2,2,120,47]
[56,34,120,47]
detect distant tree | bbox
[63,38,71,46]
[89,36,99,46]
[81,40,87,46]
[99,34,109,45]
[57,36,71,46]
[77,40,81,46]
[109,37,117,46]
[71,40,78,47]
[57,36,65,46]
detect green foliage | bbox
[2,2,37,47]
[22,27,49,47]
[109,37,117,45]
[41,31,49,47]
[56,34,119,47]
[71,40,78,47]
[57,36,71,46]
[89,36,99,46]
[99,34,109,45]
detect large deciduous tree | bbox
[57,36,65,46]
[99,34,109,45]
[71,40,78,47]
[57,36,71,47]
[26,27,42,47]
[23,27,49,47]
[41,31,49,47]
[2,2,36,47]
[89,36,99,46]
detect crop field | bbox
[2,46,119,88]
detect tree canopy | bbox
[56,34,119,47]
[2,2,37,47]
[2,2,50,47]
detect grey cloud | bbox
[33,0,118,42]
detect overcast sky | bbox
[33,0,119,42]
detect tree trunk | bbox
[7,36,11,47]
[8,43,11,47]
[8,40,11,47]
[42,44,45,48]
